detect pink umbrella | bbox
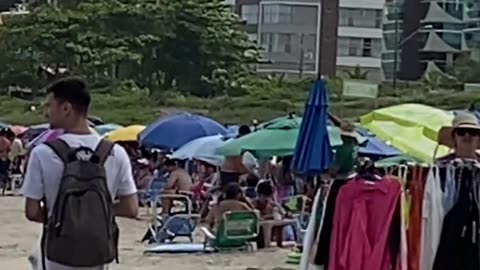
[11,125,28,136]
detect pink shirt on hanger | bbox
[329,176,401,270]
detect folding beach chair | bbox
[137,174,167,215]
[141,193,199,244]
[200,210,259,251]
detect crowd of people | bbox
[14,76,366,270]
[0,127,25,195]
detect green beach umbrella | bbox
[374,155,420,168]
[216,116,365,158]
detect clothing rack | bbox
[299,160,480,270]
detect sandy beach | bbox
[0,196,293,270]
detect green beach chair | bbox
[201,210,259,251]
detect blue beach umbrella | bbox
[139,112,227,150]
[291,80,333,175]
[171,134,229,166]
[356,128,401,157]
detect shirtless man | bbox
[160,159,193,215]
[220,125,252,188]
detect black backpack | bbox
[42,139,119,267]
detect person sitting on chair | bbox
[160,159,193,216]
[205,182,253,231]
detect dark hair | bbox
[47,77,90,115]
[246,174,260,188]
[224,182,243,200]
[5,128,15,139]
[163,159,176,167]
[238,125,251,137]
[257,181,274,197]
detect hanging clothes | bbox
[407,166,426,270]
[433,167,480,270]
[420,166,445,270]
[299,186,325,270]
[396,166,409,270]
[328,176,401,270]
[313,179,349,266]
[442,165,457,213]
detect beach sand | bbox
[0,196,293,270]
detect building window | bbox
[262,4,292,24]
[260,32,294,53]
[241,4,259,25]
[247,33,257,42]
[339,8,383,28]
[363,38,372,57]
[337,37,382,58]
[261,33,273,52]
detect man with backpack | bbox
[21,77,139,270]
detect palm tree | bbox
[343,65,369,80]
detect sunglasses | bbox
[455,128,480,137]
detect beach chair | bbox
[141,193,199,244]
[200,210,259,251]
[142,213,200,244]
[137,174,167,215]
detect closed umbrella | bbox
[171,135,228,166]
[139,112,227,150]
[291,80,332,175]
[104,125,145,142]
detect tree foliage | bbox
[0,0,259,97]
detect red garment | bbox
[329,177,401,270]
[407,167,426,270]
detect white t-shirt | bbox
[21,134,137,270]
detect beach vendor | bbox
[437,112,480,162]
[329,122,359,179]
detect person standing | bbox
[220,125,254,188]
[437,112,480,162]
[21,77,138,270]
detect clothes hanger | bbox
[356,157,381,182]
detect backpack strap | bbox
[45,139,72,164]
[93,139,114,166]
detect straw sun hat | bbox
[437,112,480,148]
[339,122,357,140]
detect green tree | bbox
[0,0,259,97]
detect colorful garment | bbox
[329,177,401,270]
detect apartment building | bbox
[235,0,383,81]
[337,0,384,81]
[384,0,480,81]
[465,0,480,60]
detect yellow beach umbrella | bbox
[104,125,145,142]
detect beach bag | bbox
[42,139,118,267]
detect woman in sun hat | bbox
[329,122,359,179]
[436,112,480,162]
